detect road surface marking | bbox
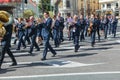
[41,60,104,68]
[3,60,105,68]
[0,71,120,79]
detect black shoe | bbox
[52,53,57,57]
[10,62,17,66]
[78,45,80,50]
[36,49,40,51]
[74,50,78,52]
[91,44,94,47]
[40,43,43,45]
[0,65,1,69]
[16,48,20,50]
[28,43,31,45]
[41,58,46,61]
[23,46,26,49]
[28,51,33,54]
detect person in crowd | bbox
[41,12,57,60]
[24,18,31,45]
[84,15,90,37]
[103,15,109,39]
[16,18,26,50]
[95,15,101,42]
[72,15,81,52]
[89,14,97,47]
[52,15,60,47]
[28,16,40,54]
[36,18,43,45]
[111,16,118,38]
[0,23,17,69]
[57,13,64,42]
[67,14,73,40]
[78,14,86,42]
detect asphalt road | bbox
[0,26,120,80]
[1,73,120,80]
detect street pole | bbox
[84,0,86,18]
[21,0,24,17]
[36,0,39,17]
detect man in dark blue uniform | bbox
[16,18,26,50]
[52,15,60,47]
[103,15,109,39]
[72,15,81,52]
[41,12,57,60]
[95,15,101,42]
[90,14,97,47]
[0,24,17,69]
[79,15,86,42]
[112,16,118,38]
[29,16,40,54]
[24,19,31,45]
[57,13,64,42]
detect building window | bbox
[102,4,105,8]
[116,3,118,8]
[66,0,70,8]
[115,11,119,16]
[107,3,111,8]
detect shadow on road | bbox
[58,53,98,59]
[82,47,113,51]
[99,42,120,46]
[0,68,16,74]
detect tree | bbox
[38,0,53,13]
[23,9,35,18]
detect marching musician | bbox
[16,18,26,50]
[78,14,86,42]
[72,15,81,52]
[28,16,40,54]
[111,16,118,38]
[89,14,97,47]
[0,11,17,69]
[52,15,60,47]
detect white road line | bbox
[116,40,120,43]
[0,71,120,79]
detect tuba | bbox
[0,10,11,38]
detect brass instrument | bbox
[0,10,10,39]
[88,21,93,36]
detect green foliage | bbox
[23,9,35,18]
[38,0,53,13]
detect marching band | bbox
[0,11,119,69]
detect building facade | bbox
[52,0,99,18]
[99,0,119,16]
[77,0,99,16]
[57,0,78,18]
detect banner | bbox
[0,0,21,3]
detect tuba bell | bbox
[0,10,11,38]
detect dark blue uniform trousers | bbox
[30,35,40,53]
[91,30,96,46]
[17,32,26,50]
[43,36,56,59]
[0,42,16,67]
[104,25,108,39]
[53,29,59,47]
